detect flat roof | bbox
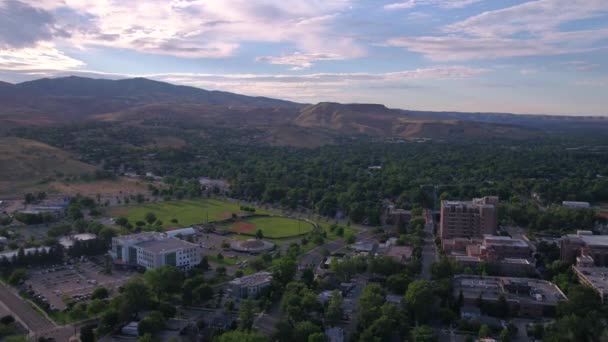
[573,266,608,293]
[229,271,272,287]
[453,275,567,306]
[565,234,608,247]
[114,232,164,243]
[136,237,197,253]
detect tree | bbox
[357,284,386,329]
[325,290,343,326]
[386,273,410,294]
[144,212,157,225]
[410,325,437,342]
[301,268,314,288]
[256,229,264,239]
[8,269,28,285]
[294,321,322,342]
[143,266,184,300]
[87,299,107,315]
[138,311,166,336]
[216,330,270,342]
[500,328,511,342]
[239,299,256,330]
[405,280,433,324]
[478,324,492,338]
[91,287,109,300]
[307,332,326,342]
[121,279,153,314]
[273,258,296,289]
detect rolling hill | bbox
[0,137,96,196]
[0,76,606,142]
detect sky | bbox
[1,0,608,115]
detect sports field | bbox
[221,216,314,238]
[108,199,271,228]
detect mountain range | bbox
[1,76,606,142]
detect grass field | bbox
[108,199,272,228]
[221,216,314,238]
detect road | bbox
[421,209,438,280]
[0,282,55,333]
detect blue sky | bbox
[1,0,607,115]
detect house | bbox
[384,245,413,264]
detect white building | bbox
[563,201,591,209]
[59,233,97,248]
[228,271,272,298]
[165,227,196,238]
[109,232,200,271]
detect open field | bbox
[220,216,314,238]
[107,199,273,228]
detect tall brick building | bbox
[440,196,499,240]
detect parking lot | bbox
[25,258,134,311]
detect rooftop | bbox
[229,271,272,287]
[483,235,530,248]
[385,246,413,259]
[573,266,608,293]
[136,237,197,253]
[564,233,608,247]
[114,232,164,243]
[453,275,567,306]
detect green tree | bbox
[294,321,322,342]
[405,280,433,323]
[273,258,297,289]
[138,311,166,336]
[239,299,256,330]
[144,212,157,224]
[478,324,492,338]
[325,290,343,326]
[410,325,437,342]
[143,266,184,300]
[216,330,270,342]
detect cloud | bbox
[559,61,600,72]
[0,43,84,71]
[385,0,608,61]
[384,0,483,11]
[256,52,345,70]
[17,0,361,60]
[0,1,68,48]
[0,65,488,101]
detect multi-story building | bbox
[228,271,272,299]
[109,232,201,271]
[572,266,608,303]
[440,196,499,241]
[453,275,567,318]
[560,231,608,266]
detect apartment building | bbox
[109,232,201,271]
[560,231,608,266]
[440,196,499,241]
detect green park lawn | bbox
[222,216,314,238]
[107,199,272,228]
